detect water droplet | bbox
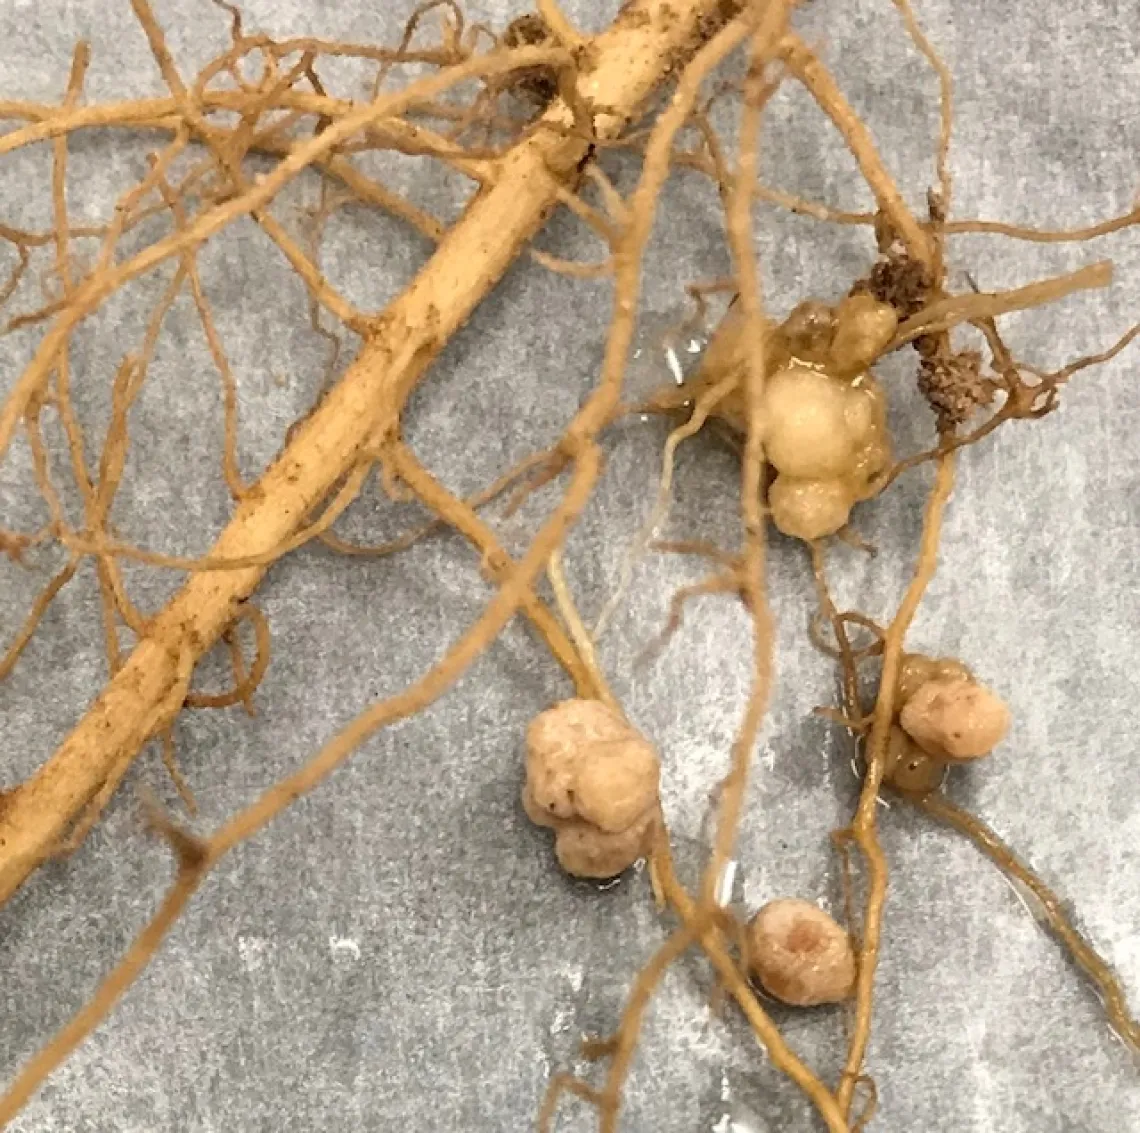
[715,860,738,907]
[591,874,625,892]
[623,308,709,401]
[709,1093,769,1133]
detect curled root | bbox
[184,603,272,710]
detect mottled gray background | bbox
[1,1,1138,1130]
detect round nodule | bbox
[763,364,856,479]
[554,809,655,879]
[780,299,837,363]
[829,293,899,375]
[523,698,661,879]
[896,653,972,706]
[769,475,853,541]
[746,898,856,1007]
[900,676,1011,761]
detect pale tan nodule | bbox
[900,675,1011,761]
[747,897,856,1007]
[689,295,896,542]
[523,698,660,879]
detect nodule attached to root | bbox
[746,898,856,1007]
[884,724,946,795]
[901,675,1011,762]
[884,653,1011,795]
[828,292,900,378]
[691,294,897,542]
[896,652,972,705]
[523,699,661,879]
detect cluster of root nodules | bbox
[2,1,1139,1131]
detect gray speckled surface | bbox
[1,1,1138,1130]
